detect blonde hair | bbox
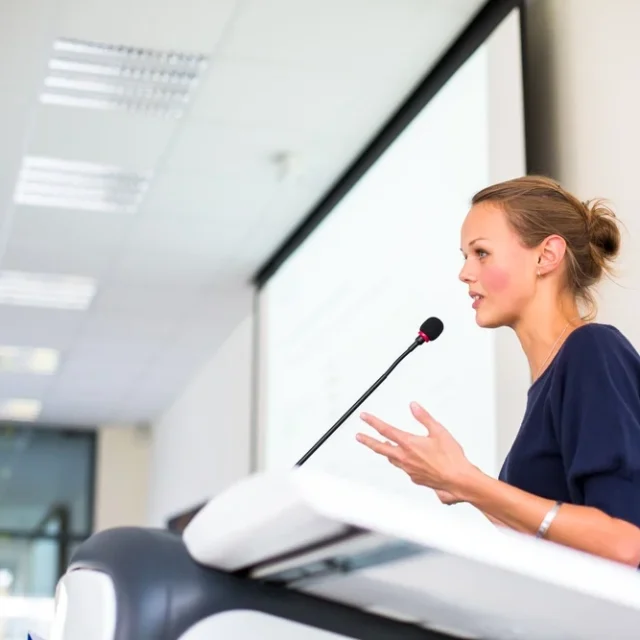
[472,175,621,317]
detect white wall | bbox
[93,425,151,532]
[147,313,254,526]
[525,0,640,344]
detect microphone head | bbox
[419,317,444,343]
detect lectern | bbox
[50,470,640,639]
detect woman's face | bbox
[459,201,539,328]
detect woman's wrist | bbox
[449,469,553,535]
[447,464,487,503]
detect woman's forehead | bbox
[461,202,513,242]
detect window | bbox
[0,425,96,598]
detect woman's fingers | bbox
[355,432,402,462]
[410,402,445,436]
[360,412,412,446]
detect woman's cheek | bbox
[480,265,511,293]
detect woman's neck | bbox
[513,297,585,382]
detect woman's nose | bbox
[459,261,476,284]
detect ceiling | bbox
[0,0,487,427]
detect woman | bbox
[356,175,640,568]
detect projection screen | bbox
[254,5,528,516]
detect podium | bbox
[51,469,640,639]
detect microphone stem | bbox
[294,337,423,467]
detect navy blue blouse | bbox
[499,323,640,528]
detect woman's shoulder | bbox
[541,323,640,421]
[557,322,640,370]
[564,322,633,348]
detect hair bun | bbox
[584,199,621,261]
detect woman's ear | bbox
[537,235,567,277]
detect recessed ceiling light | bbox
[14,156,151,214]
[0,271,96,310]
[0,346,60,374]
[0,399,42,422]
[40,37,209,118]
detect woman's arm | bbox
[483,512,512,529]
[357,401,640,567]
[455,467,640,567]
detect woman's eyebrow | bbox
[460,237,489,252]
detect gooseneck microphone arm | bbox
[294,318,443,468]
[295,339,422,467]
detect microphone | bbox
[295,317,444,467]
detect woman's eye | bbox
[475,249,488,259]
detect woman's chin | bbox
[474,306,503,329]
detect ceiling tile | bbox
[108,215,250,287]
[108,249,225,288]
[75,309,181,345]
[3,207,129,278]
[160,120,312,176]
[47,366,144,398]
[0,373,54,398]
[127,212,250,256]
[0,308,86,350]
[57,342,157,375]
[1,237,117,281]
[189,59,356,131]
[221,0,483,70]
[56,0,240,52]
[27,105,176,172]
[91,283,203,315]
[9,205,130,247]
[140,169,279,223]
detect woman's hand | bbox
[356,401,478,499]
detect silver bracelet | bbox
[536,501,563,539]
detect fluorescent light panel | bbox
[0,271,96,310]
[40,37,209,118]
[14,156,151,214]
[0,346,59,374]
[0,399,42,422]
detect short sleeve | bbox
[555,326,640,527]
